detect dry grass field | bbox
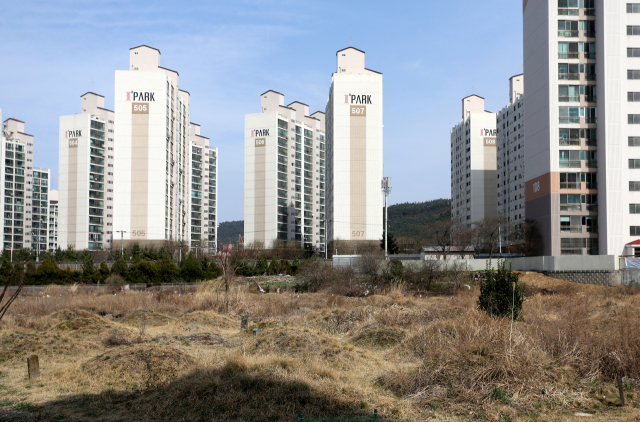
[1,273,640,421]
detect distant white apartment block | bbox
[31,168,50,256]
[450,95,498,224]
[48,189,58,251]
[497,75,526,225]
[189,123,217,254]
[114,45,197,248]
[245,91,326,250]
[325,47,383,243]
[1,114,41,252]
[59,92,114,250]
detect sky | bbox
[0,0,524,223]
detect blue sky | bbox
[0,0,523,223]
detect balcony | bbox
[558,8,579,15]
[560,182,581,189]
[583,30,595,37]
[559,52,579,59]
[560,161,581,168]
[559,117,580,124]
[558,30,579,37]
[560,226,583,233]
[559,95,580,102]
[560,204,582,211]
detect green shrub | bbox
[477,260,524,320]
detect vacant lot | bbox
[1,274,640,421]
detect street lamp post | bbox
[116,230,127,258]
[381,177,392,259]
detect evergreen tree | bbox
[180,253,204,282]
[111,257,128,278]
[255,255,269,274]
[36,257,60,284]
[267,259,280,275]
[155,254,180,283]
[380,231,400,255]
[96,262,110,283]
[478,260,525,320]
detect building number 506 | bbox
[133,104,147,112]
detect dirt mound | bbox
[350,324,405,348]
[181,333,229,346]
[52,309,110,333]
[308,307,373,335]
[178,311,234,329]
[82,345,194,388]
[249,326,323,355]
[120,311,175,327]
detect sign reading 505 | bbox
[350,106,367,116]
[132,103,149,114]
[131,230,146,238]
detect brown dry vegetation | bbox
[0,273,640,421]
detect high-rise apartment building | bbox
[497,75,526,225]
[31,168,50,256]
[48,189,58,251]
[325,47,383,243]
[59,92,115,250]
[189,123,217,254]
[450,96,498,224]
[523,0,615,256]
[1,116,38,252]
[114,45,194,248]
[245,91,326,250]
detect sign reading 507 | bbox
[132,103,149,114]
[350,105,367,116]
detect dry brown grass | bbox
[0,273,639,421]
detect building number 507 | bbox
[352,231,364,238]
[351,107,365,115]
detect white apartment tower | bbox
[189,123,217,254]
[450,96,498,224]
[523,0,637,256]
[59,92,115,250]
[48,189,58,251]
[497,75,526,225]
[245,91,326,250]
[325,47,383,243]
[114,45,194,248]
[1,115,41,252]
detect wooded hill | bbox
[386,198,451,241]
[217,199,451,246]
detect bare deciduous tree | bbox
[216,244,248,312]
[0,262,25,323]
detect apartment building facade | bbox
[189,123,217,254]
[450,95,498,224]
[523,0,623,256]
[497,75,526,226]
[325,47,383,243]
[114,45,194,248]
[48,189,58,251]
[245,91,326,250]
[59,92,115,250]
[31,168,50,256]
[1,115,40,252]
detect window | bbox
[630,204,640,213]
[558,20,578,37]
[560,172,580,189]
[630,137,640,146]
[559,106,580,123]
[631,226,640,236]
[559,85,580,101]
[629,48,640,58]
[629,93,640,102]
[560,150,581,168]
[631,159,640,169]
[628,3,640,13]
[629,70,640,79]
[558,42,579,59]
[631,181,640,191]
[630,115,640,124]
[629,26,640,36]
[559,63,580,80]
[561,238,585,255]
[559,128,580,145]
[560,194,582,211]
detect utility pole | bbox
[382,177,392,259]
[499,223,502,256]
[116,230,127,258]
